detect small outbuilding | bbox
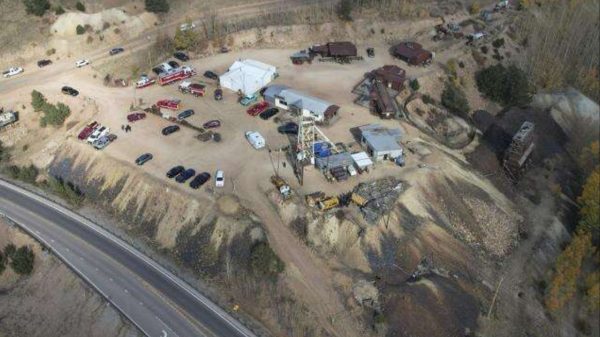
[263,85,339,123]
[358,124,404,161]
[219,59,278,98]
[351,152,374,171]
[391,42,432,66]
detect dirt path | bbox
[237,178,363,337]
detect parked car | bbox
[78,121,99,140]
[240,94,258,106]
[214,88,223,101]
[75,59,90,68]
[202,120,221,129]
[61,86,79,96]
[190,172,211,189]
[166,165,185,178]
[277,122,298,135]
[203,70,219,80]
[247,101,269,117]
[180,22,196,31]
[93,134,117,150]
[168,60,180,69]
[177,109,195,120]
[37,59,52,67]
[245,131,265,149]
[259,107,279,120]
[2,67,23,78]
[162,125,180,136]
[127,112,146,123]
[215,170,224,187]
[109,47,124,55]
[175,168,196,183]
[87,126,109,144]
[135,153,153,166]
[173,51,190,61]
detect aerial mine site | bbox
[0,0,598,337]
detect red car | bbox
[156,99,181,110]
[246,101,269,117]
[77,121,98,140]
[127,112,146,122]
[203,120,221,129]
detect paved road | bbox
[0,0,330,93]
[0,179,257,337]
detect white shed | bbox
[219,59,277,97]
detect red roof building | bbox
[391,42,432,66]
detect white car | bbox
[180,23,196,31]
[245,131,265,150]
[3,67,24,78]
[215,170,224,187]
[75,59,90,68]
[87,126,109,144]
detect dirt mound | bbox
[51,8,156,38]
[405,96,474,149]
[383,275,479,337]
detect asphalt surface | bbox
[0,179,257,337]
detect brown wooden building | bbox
[391,42,432,66]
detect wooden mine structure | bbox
[503,121,535,180]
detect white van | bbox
[245,131,265,150]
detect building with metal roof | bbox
[358,124,404,161]
[263,85,339,122]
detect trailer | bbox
[292,42,363,65]
[158,66,195,86]
[136,75,156,89]
[178,81,205,96]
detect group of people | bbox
[121,124,132,133]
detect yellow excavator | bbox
[318,196,340,211]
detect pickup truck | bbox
[178,81,205,97]
[78,121,99,140]
[0,110,17,128]
[156,99,181,110]
[3,67,23,78]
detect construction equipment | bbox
[351,192,368,207]
[305,192,326,207]
[318,196,340,211]
[271,175,292,199]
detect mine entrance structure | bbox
[503,121,535,181]
[294,112,339,185]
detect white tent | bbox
[219,59,277,97]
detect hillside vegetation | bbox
[516,0,600,102]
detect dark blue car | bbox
[175,169,196,183]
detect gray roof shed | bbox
[359,124,403,152]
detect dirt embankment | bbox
[46,142,344,337]
[0,218,141,337]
